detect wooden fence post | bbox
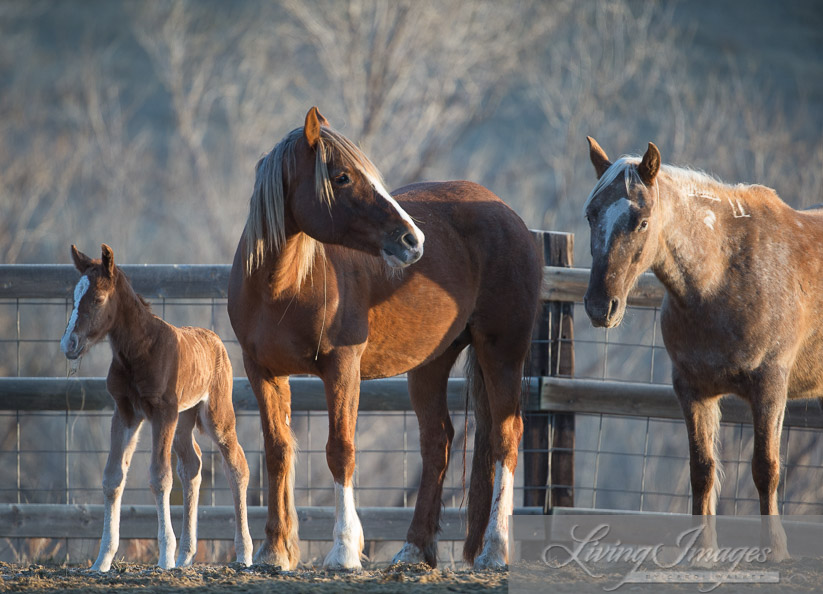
[525,231,575,512]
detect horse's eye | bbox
[637,219,649,232]
[334,173,351,185]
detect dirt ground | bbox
[0,562,507,593]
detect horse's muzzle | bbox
[584,295,624,328]
[61,333,85,360]
[382,229,425,268]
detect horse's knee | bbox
[101,472,125,500]
[149,462,174,495]
[325,437,355,481]
[751,455,780,496]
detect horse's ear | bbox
[71,245,92,273]
[638,142,661,185]
[304,106,327,149]
[587,136,612,179]
[101,244,115,278]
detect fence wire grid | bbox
[2,293,823,565]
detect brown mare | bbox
[580,137,822,557]
[60,245,253,571]
[227,107,541,569]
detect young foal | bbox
[60,245,253,571]
[581,138,817,558]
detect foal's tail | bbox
[463,346,494,563]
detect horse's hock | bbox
[3,230,823,565]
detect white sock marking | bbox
[61,275,89,354]
[324,482,363,568]
[476,461,513,567]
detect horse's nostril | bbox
[608,298,620,318]
[401,232,418,249]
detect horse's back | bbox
[173,325,232,402]
[392,180,543,346]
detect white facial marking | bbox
[61,275,90,354]
[703,210,716,230]
[365,172,425,246]
[602,198,633,246]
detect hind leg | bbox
[173,408,202,568]
[392,344,464,567]
[200,373,253,566]
[468,338,526,569]
[244,355,298,569]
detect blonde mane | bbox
[583,156,730,213]
[242,125,390,285]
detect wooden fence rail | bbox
[5,231,823,550]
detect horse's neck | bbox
[652,178,745,304]
[267,232,323,296]
[108,275,161,363]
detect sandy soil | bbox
[0,561,507,593]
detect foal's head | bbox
[60,244,121,359]
[583,137,662,328]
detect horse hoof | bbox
[323,542,362,571]
[253,543,297,570]
[391,542,426,565]
[473,549,507,570]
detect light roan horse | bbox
[227,107,541,569]
[61,244,253,571]
[581,137,820,557]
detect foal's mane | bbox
[115,267,152,312]
[242,125,389,284]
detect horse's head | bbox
[583,137,661,328]
[289,107,425,268]
[60,244,120,359]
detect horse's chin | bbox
[381,249,422,269]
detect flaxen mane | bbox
[242,126,389,282]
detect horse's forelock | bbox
[583,156,641,214]
[242,124,386,279]
[317,128,388,198]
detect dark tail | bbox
[463,346,494,563]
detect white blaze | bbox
[602,198,633,246]
[61,275,90,354]
[365,172,425,247]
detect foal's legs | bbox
[322,363,364,570]
[200,381,253,566]
[392,347,461,567]
[149,403,180,569]
[173,408,202,567]
[244,355,299,569]
[92,406,143,572]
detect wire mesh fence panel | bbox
[3,269,823,565]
